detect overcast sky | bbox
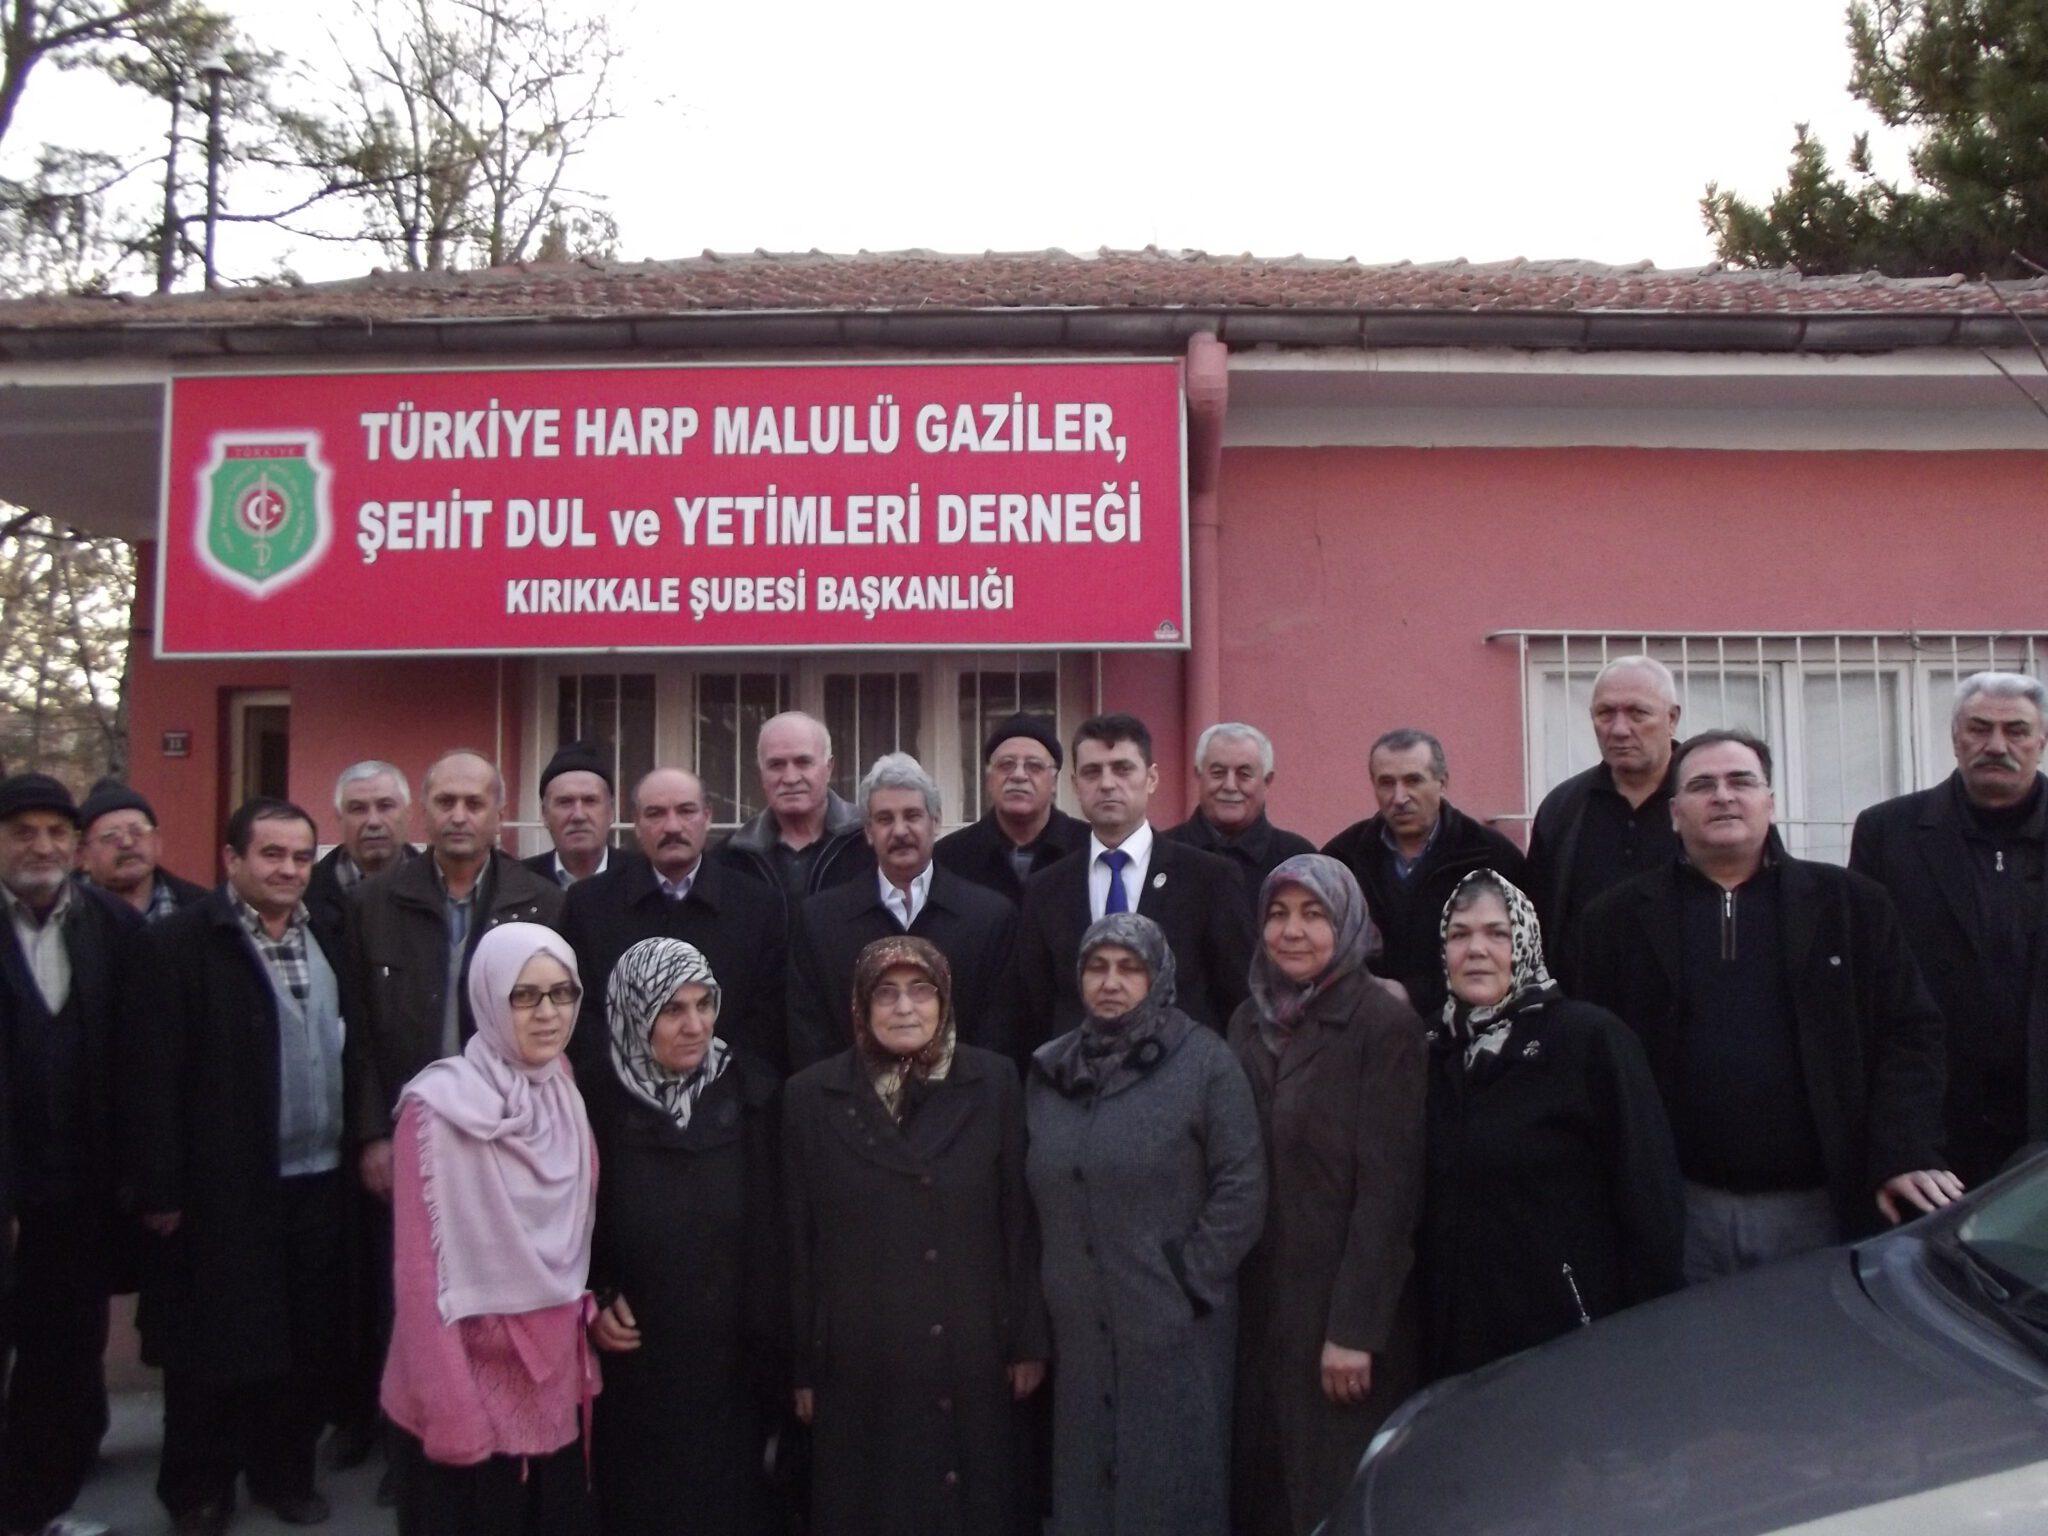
[7,0,1917,284]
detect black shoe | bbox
[171,1501,230,1536]
[324,1420,377,1471]
[251,1492,329,1527]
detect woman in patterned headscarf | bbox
[586,938,783,1536]
[782,934,1048,1536]
[1229,854,1428,1536]
[1027,913,1266,1536]
[1418,869,1684,1380]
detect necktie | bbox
[1102,849,1131,914]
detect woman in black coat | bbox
[1421,870,1686,1380]
[586,937,782,1536]
[783,935,1048,1536]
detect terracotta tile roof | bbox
[5,248,2048,330]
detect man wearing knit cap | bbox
[522,740,614,887]
[74,777,210,923]
[934,712,1088,903]
[0,772,138,1536]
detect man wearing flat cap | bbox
[933,712,1089,904]
[523,740,616,888]
[0,772,140,1536]
[75,777,210,923]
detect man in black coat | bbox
[1163,721,1314,921]
[345,750,563,1199]
[1016,714,1253,1053]
[1850,672,2048,1188]
[562,766,789,1086]
[520,740,615,888]
[74,777,210,922]
[712,711,871,928]
[131,798,349,1534]
[1523,657,1683,975]
[1322,729,1530,1016]
[0,773,137,1536]
[1575,730,1957,1281]
[788,753,1016,1072]
[304,759,416,937]
[932,712,1089,904]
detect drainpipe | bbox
[1184,331,1228,744]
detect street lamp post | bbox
[198,50,231,290]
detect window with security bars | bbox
[957,662,1062,822]
[823,670,923,805]
[1500,632,2048,864]
[695,671,792,827]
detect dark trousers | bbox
[397,1434,595,1536]
[157,1171,345,1516]
[0,1204,111,1530]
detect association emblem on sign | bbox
[192,431,333,597]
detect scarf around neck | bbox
[399,922,596,1325]
[1436,869,1560,1069]
[1039,912,1191,1098]
[607,936,731,1132]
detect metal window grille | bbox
[1491,631,2048,864]
[551,672,655,838]
[957,660,1063,822]
[694,670,792,829]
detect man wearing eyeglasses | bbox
[74,779,209,923]
[1574,729,1956,1283]
[933,714,1089,904]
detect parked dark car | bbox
[1322,1148,2048,1535]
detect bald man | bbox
[562,767,791,1091]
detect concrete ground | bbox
[70,1392,393,1536]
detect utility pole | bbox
[199,51,231,290]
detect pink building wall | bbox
[1215,447,2048,847]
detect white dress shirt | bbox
[657,861,699,902]
[3,880,72,1014]
[879,862,934,930]
[1087,821,1154,921]
[552,847,610,887]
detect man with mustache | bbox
[786,753,1017,1071]
[74,780,209,922]
[521,741,615,888]
[1853,672,2048,1188]
[713,712,871,929]
[933,713,1088,903]
[1575,729,1955,1282]
[1162,722,1314,920]
[560,766,789,1087]
[305,761,416,938]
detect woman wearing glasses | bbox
[783,934,1048,1536]
[380,923,601,1536]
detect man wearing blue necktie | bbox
[1016,714,1256,1054]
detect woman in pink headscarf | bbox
[380,922,601,1536]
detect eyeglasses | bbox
[872,981,940,1007]
[508,982,582,1010]
[1679,772,1768,796]
[991,756,1054,778]
[87,825,151,848]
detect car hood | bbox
[1352,1247,2048,1535]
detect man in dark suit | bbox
[0,773,138,1536]
[1851,671,2048,1188]
[1016,714,1254,1054]
[1576,730,1955,1281]
[74,778,210,922]
[788,753,1016,1071]
[561,766,789,1086]
[305,760,416,937]
[933,712,1088,903]
[521,740,614,888]
[1322,728,1530,1016]
[1162,721,1314,921]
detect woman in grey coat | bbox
[1026,913,1267,1536]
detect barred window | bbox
[1499,632,2048,864]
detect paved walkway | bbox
[71,1392,393,1536]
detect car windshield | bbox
[1954,1163,2048,1305]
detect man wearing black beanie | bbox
[75,777,210,923]
[523,741,615,888]
[933,713,1088,904]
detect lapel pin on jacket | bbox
[1152,872,1167,889]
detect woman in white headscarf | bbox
[586,938,783,1536]
[380,922,600,1536]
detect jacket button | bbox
[930,1323,944,1338]
[937,1396,953,1413]
[924,1248,938,1263]
[943,1471,959,1488]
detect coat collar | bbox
[725,790,863,855]
[816,1045,987,1169]
[1173,809,1277,863]
[621,848,726,913]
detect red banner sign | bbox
[156,360,1187,657]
